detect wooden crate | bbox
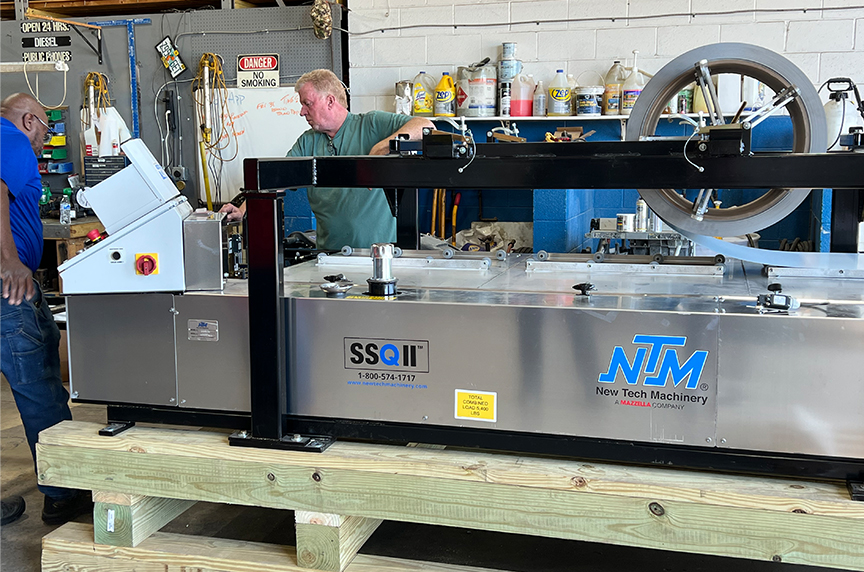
[37,421,864,571]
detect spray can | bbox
[635,198,649,232]
[434,72,456,117]
[412,71,436,117]
[548,70,571,116]
[499,82,512,117]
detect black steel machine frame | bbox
[236,135,864,480]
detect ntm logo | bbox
[599,335,708,390]
[344,338,429,373]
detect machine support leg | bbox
[295,511,383,572]
[92,492,195,547]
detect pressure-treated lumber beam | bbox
[42,522,501,572]
[91,491,196,547]
[295,512,383,571]
[37,421,864,570]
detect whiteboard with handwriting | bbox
[198,87,309,204]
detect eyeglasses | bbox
[32,114,56,137]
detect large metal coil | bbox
[625,43,827,237]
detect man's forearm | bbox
[370,117,435,155]
[391,117,435,141]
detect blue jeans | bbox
[0,280,74,500]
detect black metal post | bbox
[396,188,419,250]
[244,192,285,440]
[831,189,864,253]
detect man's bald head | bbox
[1,93,50,155]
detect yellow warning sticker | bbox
[454,390,497,423]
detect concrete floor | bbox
[0,377,834,572]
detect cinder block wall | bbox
[346,0,864,112]
[345,0,864,252]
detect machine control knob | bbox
[136,255,157,276]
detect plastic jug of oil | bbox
[434,72,456,117]
[622,51,645,116]
[412,71,436,116]
[510,74,534,116]
[602,60,626,115]
[548,70,572,116]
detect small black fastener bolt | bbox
[648,502,665,516]
[773,555,782,563]
[312,472,322,482]
[267,473,276,482]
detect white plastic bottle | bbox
[825,91,864,150]
[533,80,547,116]
[60,194,71,225]
[602,60,627,115]
[510,74,533,117]
[548,69,571,116]
[412,71,436,117]
[622,51,645,116]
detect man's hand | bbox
[1,257,35,305]
[219,202,245,222]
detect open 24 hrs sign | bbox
[237,55,279,89]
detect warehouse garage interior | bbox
[1,0,863,570]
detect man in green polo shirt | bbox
[222,69,433,250]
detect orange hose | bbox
[430,189,439,236]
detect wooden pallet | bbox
[37,421,864,571]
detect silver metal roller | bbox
[625,43,827,237]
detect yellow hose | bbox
[199,140,213,211]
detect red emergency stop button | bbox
[135,254,158,275]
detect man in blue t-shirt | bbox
[1,93,91,526]
[221,69,433,250]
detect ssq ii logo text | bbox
[344,338,429,373]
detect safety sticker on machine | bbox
[455,390,497,422]
[188,320,219,342]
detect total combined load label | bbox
[454,389,497,422]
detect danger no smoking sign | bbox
[237,54,280,89]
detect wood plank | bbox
[295,514,382,571]
[42,522,502,572]
[36,422,864,569]
[296,511,347,526]
[38,421,864,518]
[93,494,196,547]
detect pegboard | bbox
[1,4,343,208]
[189,5,342,83]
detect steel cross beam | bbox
[243,142,864,192]
[87,18,151,139]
